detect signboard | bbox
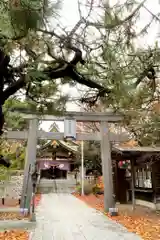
[64,118,76,140]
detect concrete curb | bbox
[0,208,19,212]
[0,220,36,231]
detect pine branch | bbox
[2,75,26,103]
[0,45,110,113]
[85,0,147,29]
[43,45,110,94]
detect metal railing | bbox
[85,176,95,184]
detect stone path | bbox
[38,179,76,194]
[29,194,141,240]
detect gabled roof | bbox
[112,145,160,163]
[113,146,160,153]
[40,122,79,153]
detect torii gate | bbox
[2,111,129,213]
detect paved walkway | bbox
[29,194,141,240]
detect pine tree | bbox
[80,1,160,146]
[0,0,159,147]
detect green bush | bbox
[92,185,104,195]
[76,184,81,193]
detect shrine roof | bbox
[39,122,79,153]
[112,145,160,162]
[113,146,160,153]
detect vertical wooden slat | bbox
[131,158,135,211]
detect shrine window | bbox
[134,165,152,189]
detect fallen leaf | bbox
[0,195,41,239]
[73,193,160,240]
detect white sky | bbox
[41,0,160,131]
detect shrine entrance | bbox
[3,111,129,213]
[40,166,67,179]
[53,167,67,179]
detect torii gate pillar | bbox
[20,118,38,212]
[101,121,114,212]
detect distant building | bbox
[37,122,79,179]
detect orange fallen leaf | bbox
[0,230,29,240]
[0,195,41,240]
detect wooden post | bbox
[20,118,38,212]
[100,121,114,212]
[131,158,135,210]
[81,140,84,195]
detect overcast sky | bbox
[41,0,160,131]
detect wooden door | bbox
[113,163,128,204]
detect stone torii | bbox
[2,111,129,213]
